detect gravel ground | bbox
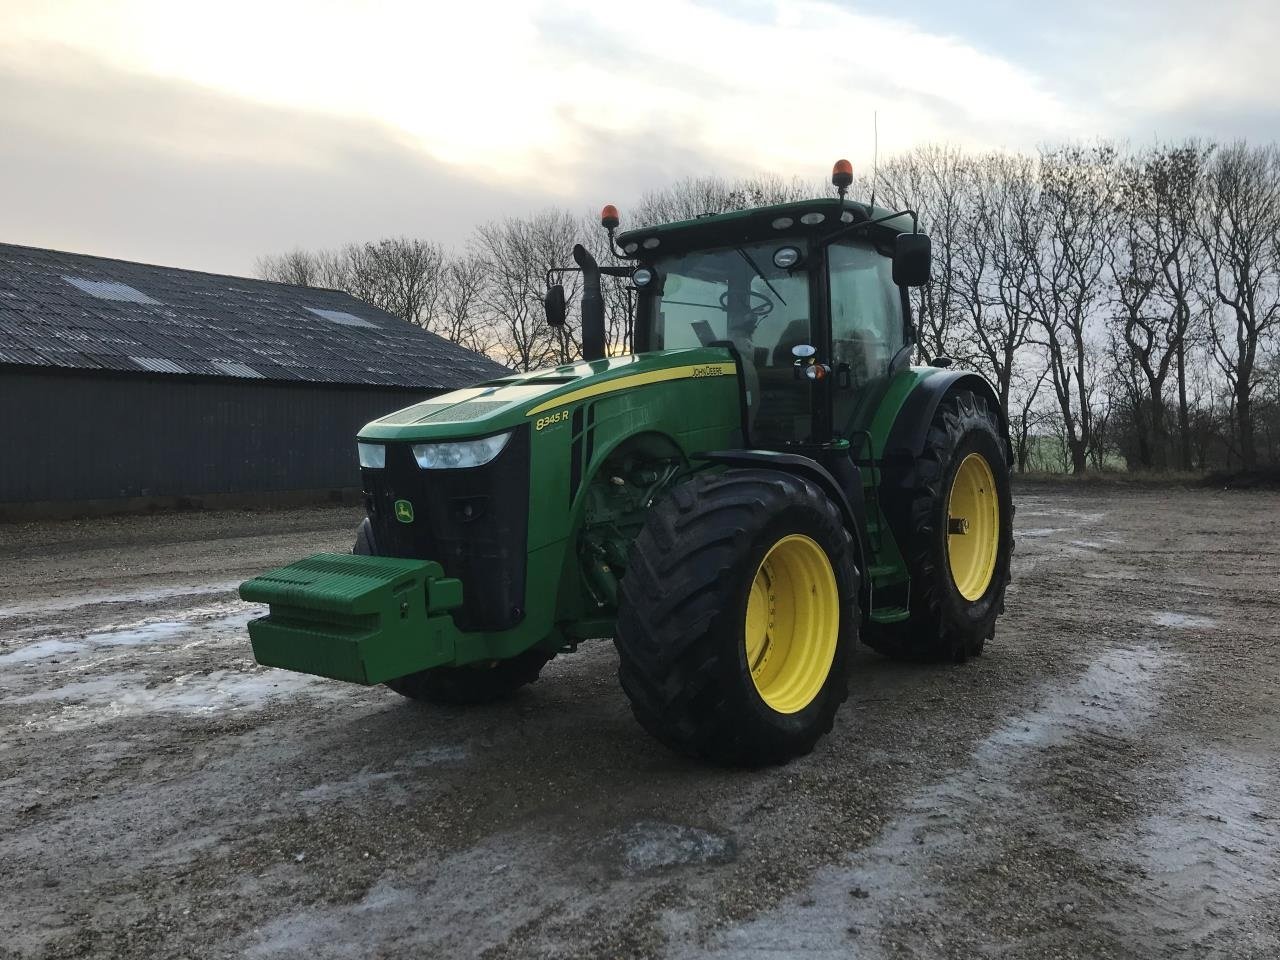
[1,487,1278,959]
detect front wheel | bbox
[614,470,860,766]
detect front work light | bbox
[773,246,801,269]
[632,266,655,287]
[412,431,512,470]
[358,442,386,469]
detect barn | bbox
[0,243,508,517]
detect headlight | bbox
[631,266,654,287]
[412,431,511,469]
[357,442,385,469]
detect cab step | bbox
[869,605,910,624]
[867,563,908,588]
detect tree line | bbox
[258,142,1280,474]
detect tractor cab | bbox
[617,195,928,450]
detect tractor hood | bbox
[358,347,738,442]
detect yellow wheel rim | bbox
[946,453,1000,601]
[743,534,840,715]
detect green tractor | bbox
[240,160,1014,766]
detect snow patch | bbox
[20,668,340,731]
[681,643,1179,958]
[0,608,252,666]
[617,821,735,873]
[1152,611,1218,629]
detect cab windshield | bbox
[641,240,812,360]
[641,240,815,442]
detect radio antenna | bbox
[869,110,879,209]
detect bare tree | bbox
[1009,359,1051,473]
[436,254,493,355]
[1024,144,1117,474]
[344,238,446,330]
[257,238,446,331]
[1146,143,1214,470]
[252,139,1280,473]
[631,173,812,227]
[956,152,1039,412]
[256,249,319,286]
[256,247,350,289]
[1106,149,1173,467]
[473,209,583,371]
[1197,141,1280,471]
[876,145,971,363]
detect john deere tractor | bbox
[240,160,1014,766]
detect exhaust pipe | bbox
[572,244,606,362]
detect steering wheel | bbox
[718,289,774,321]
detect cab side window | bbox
[828,241,904,387]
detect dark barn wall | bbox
[0,370,434,503]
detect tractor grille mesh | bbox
[361,429,530,631]
[421,401,512,422]
[378,399,512,425]
[378,403,450,425]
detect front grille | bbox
[361,427,530,631]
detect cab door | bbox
[827,240,907,439]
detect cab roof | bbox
[615,197,917,259]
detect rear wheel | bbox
[863,389,1013,662]
[615,470,859,766]
[353,520,552,705]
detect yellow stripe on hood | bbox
[525,363,737,416]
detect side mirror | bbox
[893,233,932,287]
[544,284,566,327]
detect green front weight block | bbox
[239,553,464,685]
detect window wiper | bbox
[735,247,786,307]
[662,299,724,311]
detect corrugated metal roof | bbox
[0,243,509,389]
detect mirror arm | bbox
[545,265,631,288]
[545,265,579,288]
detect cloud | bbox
[4,0,1095,177]
[879,0,1280,141]
[2,0,1277,276]
[0,49,571,274]
[531,0,1094,166]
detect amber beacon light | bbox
[832,159,853,198]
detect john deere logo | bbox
[394,499,415,523]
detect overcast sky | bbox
[2,0,1278,276]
